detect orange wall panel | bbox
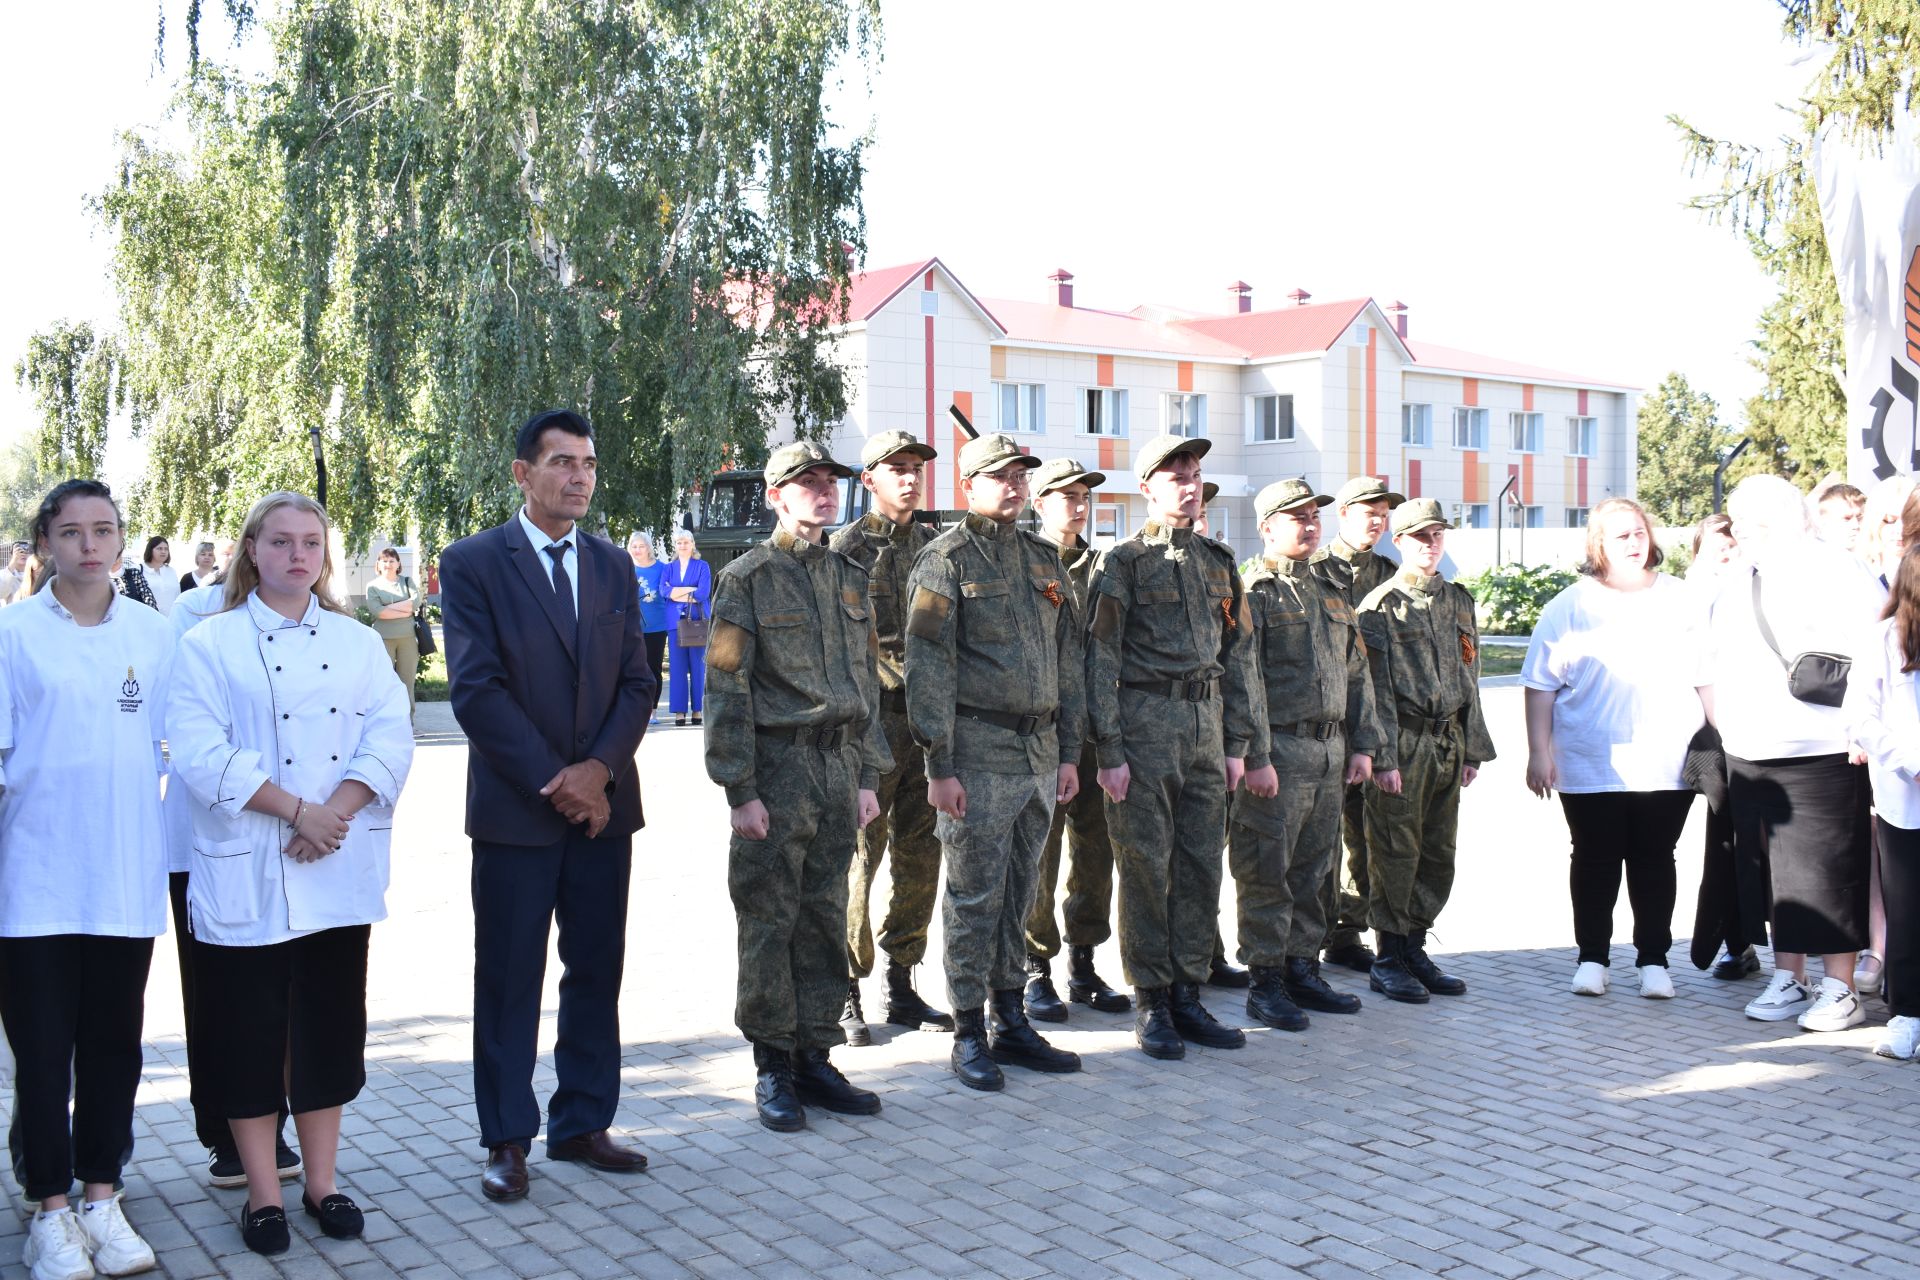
[1097,354,1115,388]
[1177,361,1194,392]
[1462,378,1479,408]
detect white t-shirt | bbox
[1520,574,1707,793]
[0,588,174,937]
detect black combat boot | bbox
[1169,982,1247,1049]
[1133,986,1185,1060]
[751,1042,805,1132]
[1367,932,1431,1004]
[1405,930,1467,996]
[1023,955,1068,1023]
[884,960,955,1031]
[1066,945,1131,1012]
[1283,956,1362,1014]
[1322,938,1377,973]
[789,1047,882,1115]
[1207,956,1252,989]
[987,989,1081,1073]
[839,979,871,1047]
[950,1009,1004,1092]
[1245,964,1309,1030]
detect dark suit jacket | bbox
[442,516,657,846]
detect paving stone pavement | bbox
[5,686,1919,1278]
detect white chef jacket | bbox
[168,591,415,945]
[161,581,229,873]
[0,587,173,937]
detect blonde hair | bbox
[222,491,350,615]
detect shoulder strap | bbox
[1750,568,1790,669]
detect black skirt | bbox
[1726,753,1871,955]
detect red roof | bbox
[1405,340,1634,391]
[1176,298,1373,360]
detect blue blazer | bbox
[664,557,712,627]
[441,517,658,846]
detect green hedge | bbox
[1459,563,1578,636]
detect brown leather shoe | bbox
[481,1144,529,1201]
[546,1129,650,1173]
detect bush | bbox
[1459,562,1577,636]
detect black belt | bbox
[1273,720,1342,741]
[757,723,851,750]
[1124,678,1218,703]
[1397,709,1460,737]
[957,705,1058,737]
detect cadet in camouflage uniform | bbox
[705,442,893,1132]
[1308,476,1404,974]
[1020,457,1131,1022]
[905,434,1087,1091]
[1085,435,1274,1061]
[1198,481,1250,990]
[1231,479,1385,1032]
[1356,497,1495,1004]
[831,429,951,1042]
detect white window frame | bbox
[1092,503,1127,541]
[995,381,1046,435]
[1248,393,1295,444]
[1565,506,1590,529]
[1452,407,1488,450]
[1165,391,1208,438]
[1205,505,1230,542]
[1461,503,1490,529]
[1401,402,1432,447]
[1521,505,1544,529]
[1082,387,1130,437]
[1567,416,1596,457]
[1509,411,1543,454]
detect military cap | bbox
[1033,456,1106,495]
[1334,475,1406,509]
[860,428,938,468]
[1202,481,1220,504]
[1390,497,1451,536]
[764,440,854,488]
[958,432,1041,479]
[1133,433,1212,479]
[1255,478,1333,521]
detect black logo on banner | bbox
[1863,246,1920,481]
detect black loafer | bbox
[241,1203,290,1255]
[303,1192,365,1240]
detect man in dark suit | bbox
[441,409,658,1202]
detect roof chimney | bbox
[1287,287,1312,307]
[1388,300,1408,338]
[1227,281,1253,314]
[1047,268,1074,308]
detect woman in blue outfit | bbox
[662,529,711,726]
[627,532,670,722]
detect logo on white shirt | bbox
[118,665,143,713]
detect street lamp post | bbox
[1712,437,1751,513]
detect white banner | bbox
[1814,107,1920,486]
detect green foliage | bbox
[14,322,125,476]
[1636,371,1734,525]
[1459,562,1578,636]
[0,438,52,543]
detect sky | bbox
[0,0,1823,486]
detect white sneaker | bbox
[1638,965,1675,999]
[1855,951,1884,996]
[1875,1015,1920,1060]
[24,1210,95,1280]
[1570,961,1608,996]
[78,1196,156,1277]
[1798,976,1866,1032]
[1744,970,1813,1021]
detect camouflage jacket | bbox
[1084,520,1268,769]
[1308,536,1398,603]
[1357,569,1497,771]
[829,511,936,693]
[1242,554,1384,772]
[704,526,893,806]
[1039,532,1100,625]
[905,513,1085,780]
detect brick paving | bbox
[6,685,1920,1278]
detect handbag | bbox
[1751,569,1848,708]
[676,600,709,648]
[406,576,437,656]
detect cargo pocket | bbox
[190,838,260,930]
[960,578,1012,644]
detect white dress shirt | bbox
[1845,616,1920,830]
[518,507,579,614]
[168,591,415,946]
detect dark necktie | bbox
[545,543,575,627]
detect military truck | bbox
[689,469,983,572]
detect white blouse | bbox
[168,591,415,946]
[1844,616,1920,830]
[0,589,174,937]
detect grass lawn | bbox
[1479,648,1525,678]
[417,651,449,702]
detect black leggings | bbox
[1879,817,1920,1017]
[1560,790,1695,968]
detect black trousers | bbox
[471,830,632,1152]
[643,630,668,712]
[0,934,154,1200]
[1560,790,1694,968]
[1879,818,1920,1018]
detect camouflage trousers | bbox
[1103,687,1229,990]
[938,768,1057,1012]
[1363,721,1463,935]
[1321,783,1373,953]
[730,736,859,1053]
[847,694,942,977]
[1228,735,1346,965]
[1023,744,1114,960]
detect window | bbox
[1509,412,1543,454]
[1401,403,1432,447]
[996,382,1045,434]
[1204,506,1230,542]
[1521,505,1544,529]
[1250,393,1295,443]
[1462,504,1490,529]
[1166,392,1208,438]
[1565,507,1590,528]
[1092,504,1127,540]
[1083,387,1130,437]
[1568,416,1596,457]
[1452,407,1488,450]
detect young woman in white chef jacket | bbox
[168,491,413,1256]
[0,479,172,1280]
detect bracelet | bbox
[292,798,305,829]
